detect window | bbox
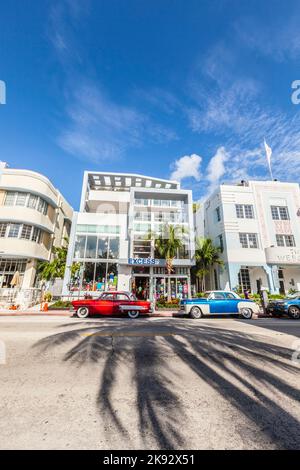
[27,194,38,209]
[3,191,49,215]
[8,223,21,238]
[276,234,296,247]
[101,293,115,300]
[116,294,129,301]
[285,235,296,247]
[97,237,109,259]
[211,292,225,299]
[31,227,41,243]
[271,206,289,220]
[244,205,254,218]
[225,292,237,299]
[216,207,221,222]
[276,235,284,247]
[85,236,97,258]
[218,234,224,253]
[239,233,248,248]
[236,204,254,219]
[238,268,251,292]
[20,224,32,240]
[4,192,16,206]
[239,233,258,249]
[37,198,48,215]
[74,235,86,258]
[16,192,27,206]
[108,238,119,259]
[0,223,7,237]
[134,211,151,221]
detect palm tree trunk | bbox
[166,257,173,302]
[167,276,171,302]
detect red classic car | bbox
[71,291,152,319]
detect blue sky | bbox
[1,0,300,209]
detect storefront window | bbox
[97,237,109,259]
[82,262,95,290]
[94,263,107,291]
[85,236,97,258]
[108,238,119,259]
[80,262,118,291]
[74,235,86,258]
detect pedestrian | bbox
[244,289,250,299]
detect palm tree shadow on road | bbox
[33,320,300,449]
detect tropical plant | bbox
[37,237,80,282]
[194,237,223,292]
[154,224,187,301]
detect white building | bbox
[62,172,195,300]
[0,162,73,291]
[196,180,300,294]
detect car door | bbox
[208,292,229,314]
[93,293,115,315]
[223,292,240,314]
[114,293,131,315]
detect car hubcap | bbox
[290,308,299,318]
[128,311,139,319]
[241,308,251,318]
[192,307,201,318]
[78,307,88,318]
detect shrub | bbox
[43,291,53,302]
[48,300,72,309]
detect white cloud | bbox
[58,82,177,162]
[235,13,300,62]
[206,147,229,185]
[170,154,202,182]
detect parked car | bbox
[71,291,152,319]
[180,290,260,319]
[267,293,300,319]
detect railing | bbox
[0,288,42,309]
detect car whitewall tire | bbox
[240,307,253,319]
[128,310,140,319]
[190,306,203,319]
[77,307,89,318]
[288,306,300,320]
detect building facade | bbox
[0,162,73,290]
[196,180,300,294]
[62,172,195,301]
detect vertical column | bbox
[62,212,78,296]
[22,260,37,289]
[263,265,278,294]
[227,263,241,291]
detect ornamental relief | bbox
[274,220,292,234]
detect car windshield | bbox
[129,294,137,301]
[286,293,300,300]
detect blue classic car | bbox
[180,290,260,319]
[267,293,300,319]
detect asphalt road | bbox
[0,316,299,450]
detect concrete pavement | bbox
[0,316,299,450]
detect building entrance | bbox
[132,276,150,300]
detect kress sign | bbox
[128,258,163,266]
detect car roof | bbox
[101,291,131,295]
[205,290,236,294]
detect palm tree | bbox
[37,238,80,282]
[194,237,223,292]
[154,224,187,301]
